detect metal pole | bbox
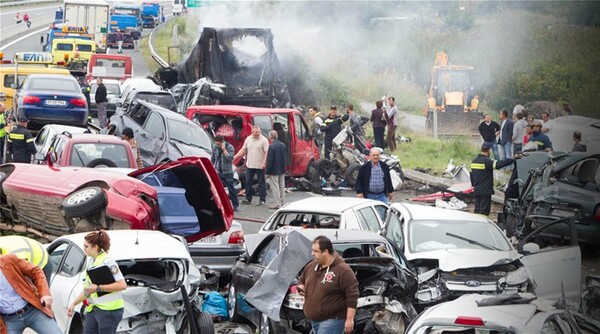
[433,109,438,140]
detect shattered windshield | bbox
[168,119,212,150]
[408,220,511,253]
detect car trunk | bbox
[130,157,233,243]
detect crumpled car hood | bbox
[409,249,521,272]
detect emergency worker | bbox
[0,236,52,283]
[6,116,36,163]
[320,106,349,160]
[0,102,6,162]
[470,143,513,215]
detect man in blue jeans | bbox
[234,126,269,206]
[355,148,394,204]
[211,135,239,211]
[478,113,501,159]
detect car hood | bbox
[408,248,521,272]
[169,141,211,159]
[129,156,233,243]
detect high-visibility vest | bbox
[0,113,6,138]
[0,236,48,269]
[84,251,124,312]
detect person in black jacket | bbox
[320,106,348,160]
[470,143,514,215]
[266,130,287,209]
[355,148,394,204]
[498,109,514,163]
[95,77,109,128]
[478,113,501,159]
[6,116,36,163]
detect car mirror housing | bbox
[520,242,540,255]
[10,83,17,89]
[116,101,123,108]
[47,151,58,164]
[237,252,249,263]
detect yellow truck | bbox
[0,52,71,113]
[51,38,96,65]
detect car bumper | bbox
[189,246,245,276]
[23,106,88,127]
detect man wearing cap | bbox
[6,116,36,163]
[321,106,349,160]
[529,121,552,151]
[470,143,514,216]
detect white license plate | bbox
[198,236,217,243]
[551,209,576,217]
[46,100,66,106]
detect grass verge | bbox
[141,16,190,74]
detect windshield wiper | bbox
[170,138,210,152]
[74,149,86,166]
[445,232,501,251]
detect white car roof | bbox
[121,78,160,91]
[41,124,88,135]
[276,227,388,243]
[55,230,191,261]
[391,202,491,223]
[279,197,384,214]
[409,294,552,332]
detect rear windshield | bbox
[70,143,131,168]
[56,43,73,51]
[267,212,342,230]
[135,92,176,112]
[90,83,121,96]
[76,44,93,52]
[28,78,79,92]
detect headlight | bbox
[505,266,530,285]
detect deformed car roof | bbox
[277,197,385,215]
[391,202,491,222]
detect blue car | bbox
[15,74,88,129]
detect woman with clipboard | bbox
[67,230,126,334]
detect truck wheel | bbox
[345,163,361,188]
[86,158,117,168]
[316,158,334,178]
[62,187,107,218]
[195,312,215,334]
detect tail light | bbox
[23,96,41,104]
[454,316,485,326]
[227,230,244,245]
[70,98,87,107]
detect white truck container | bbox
[64,0,110,50]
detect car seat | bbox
[342,248,363,258]
[102,147,121,165]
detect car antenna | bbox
[135,231,139,245]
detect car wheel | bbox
[227,282,243,322]
[315,158,334,178]
[345,163,361,187]
[86,158,118,168]
[62,187,108,218]
[259,312,283,334]
[195,311,215,334]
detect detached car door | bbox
[47,240,87,332]
[129,156,233,243]
[381,206,407,253]
[519,218,581,300]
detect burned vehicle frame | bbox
[158,27,291,108]
[503,151,600,246]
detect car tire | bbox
[345,163,361,188]
[195,311,215,334]
[260,312,283,334]
[315,158,334,178]
[62,187,107,218]
[86,158,117,168]
[227,282,243,323]
[305,162,321,191]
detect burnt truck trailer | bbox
[157,27,291,109]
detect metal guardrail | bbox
[148,18,171,69]
[0,0,60,8]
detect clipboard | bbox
[87,265,115,297]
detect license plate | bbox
[45,100,66,106]
[198,236,217,243]
[551,209,576,217]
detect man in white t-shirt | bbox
[541,111,553,134]
[386,97,399,152]
[234,125,269,206]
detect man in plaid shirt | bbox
[355,148,394,204]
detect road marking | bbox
[1,5,59,15]
[0,27,47,51]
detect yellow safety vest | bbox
[0,113,6,138]
[84,251,124,312]
[0,236,48,268]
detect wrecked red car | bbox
[0,157,232,242]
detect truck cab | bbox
[87,54,132,81]
[51,38,96,65]
[41,24,94,53]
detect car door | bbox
[129,156,233,243]
[290,113,313,177]
[355,205,383,232]
[381,206,406,253]
[518,218,581,301]
[47,240,87,332]
[141,111,167,165]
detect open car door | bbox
[518,217,581,301]
[129,156,233,243]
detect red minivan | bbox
[186,105,320,181]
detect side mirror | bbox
[46,151,58,164]
[34,152,45,162]
[521,242,540,254]
[40,35,44,44]
[237,253,249,263]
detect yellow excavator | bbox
[425,51,482,133]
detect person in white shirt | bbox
[512,112,527,153]
[386,97,399,152]
[541,111,553,133]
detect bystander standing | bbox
[121,127,143,169]
[470,143,514,216]
[370,100,386,149]
[355,148,394,204]
[512,112,527,153]
[478,113,500,159]
[386,97,398,152]
[572,131,587,152]
[211,134,239,211]
[234,126,269,206]
[95,77,109,128]
[265,130,287,209]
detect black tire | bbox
[86,158,117,168]
[62,187,107,218]
[505,214,518,238]
[315,158,334,178]
[345,163,361,188]
[227,282,244,323]
[196,311,215,334]
[259,312,284,334]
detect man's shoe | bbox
[257,201,265,206]
[241,199,251,205]
[268,204,279,210]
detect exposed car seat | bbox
[342,248,363,258]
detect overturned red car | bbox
[0,157,233,242]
